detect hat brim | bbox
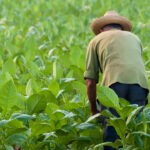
[91,15,132,35]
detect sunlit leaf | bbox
[26,94,47,114]
[2,59,16,76]
[0,80,18,108]
[97,86,120,110]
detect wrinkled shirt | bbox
[84,29,149,90]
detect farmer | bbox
[84,11,149,150]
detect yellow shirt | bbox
[84,29,149,90]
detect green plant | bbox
[94,87,150,150]
[0,0,150,149]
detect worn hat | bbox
[91,11,132,35]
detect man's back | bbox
[85,11,149,150]
[87,29,148,89]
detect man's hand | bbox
[86,79,99,115]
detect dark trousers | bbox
[103,82,148,150]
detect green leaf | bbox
[119,98,130,107]
[101,109,115,118]
[7,133,27,147]
[2,58,16,76]
[107,118,126,139]
[52,110,73,121]
[86,113,101,123]
[0,120,10,128]
[62,112,76,120]
[143,107,150,121]
[0,72,12,88]
[43,132,57,140]
[53,61,63,79]
[5,41,19,56]
[7,119,24,129]
[10,113,36,121]
[26,61,39,77]
[55,132,76,146]
[39,113,50,121]
[45,103,59,115]
[26,79,39,96]
[113,139,122,149]
[126,133,135,145]
[94,142,114,150]
[26,94,47,114]
[94,139,122,150]
[131,131,150,137]
[55,128,69,136]
[63,101,80,110]
[24,36,37,61]
[39,90,56,103]
[56,89,64,99]
[31,123,51,137]
[53,109,69,115]
[134,134,144,148]
[7,127,28,137]
[4,144,14,150]
[97,86,120,109]
[80,127,102,144]
[76,123,96,130]
[73,81,87,97]
[126,106,143,125]
[48,79,59,96]
[120,104,138,119]
[60,78,75,83]
[34,140,56,150]
[70,48,81,66]
[0,80,18,109]
[72,136,92,150]
[76,136,91,142]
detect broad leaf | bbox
[4,145,14,150]
[0,120,10,128]
[101,109,115,118]
[2,58,16,76]
[120,104,138,119]
[7,133,27,147]
[107,118,126,139]
[26,94,47,114]
[94,142,114,150]
[48,79,59,96]
[0,80,18,109]
[86,113,101,123]
[60,78,75,83]
[45,103,59,115]
[76,123,96,130]
[134,134,144,148]
[31,123,51,137]
[26,79,39,96]
[0,72,12,88]
[39,89,56,103]
[131,131,150,137]
[119,98,130,107]
[97,86,120,109]
[10,113,36,121]
[126,106,143,125]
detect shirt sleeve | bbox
[84,41,100,83]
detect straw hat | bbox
[91,11,132,35]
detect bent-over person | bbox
[84,11,149,150]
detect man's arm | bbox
[84,41,100,115]
[86,78,99,115]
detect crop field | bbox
[0,0,150,149]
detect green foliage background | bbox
[0,0,150,149]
